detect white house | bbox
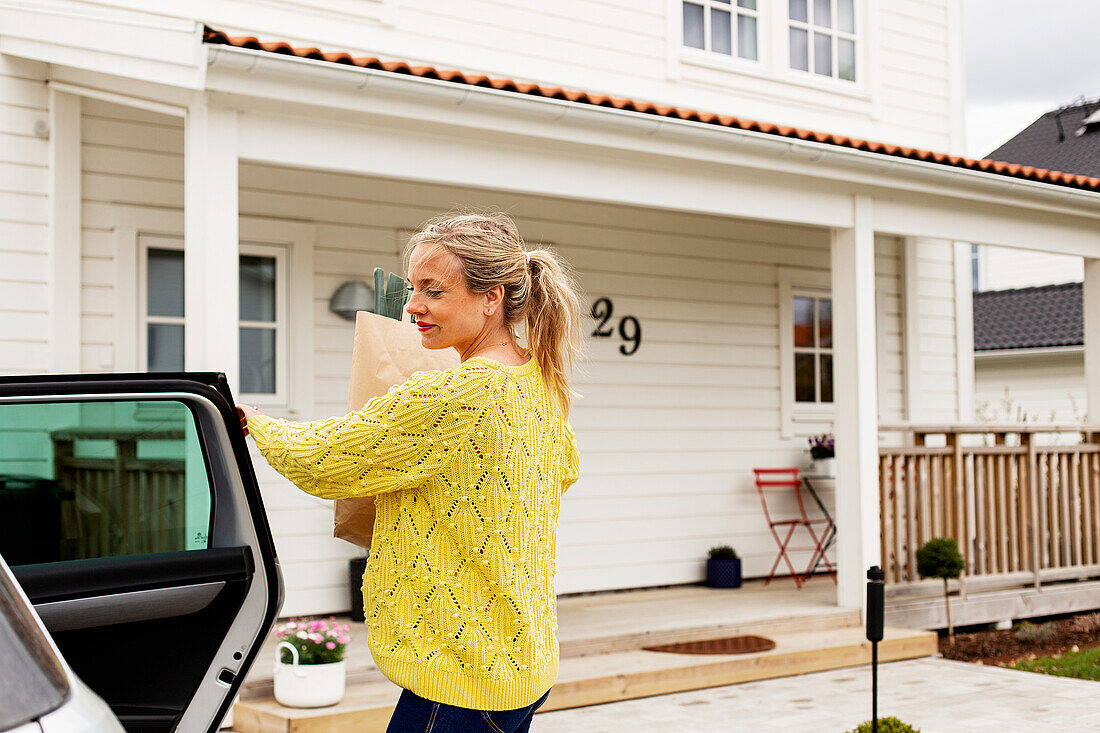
[3,1,1100,619]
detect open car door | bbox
[0,372,283,733]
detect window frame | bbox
[137,234,187,378]
[680,0,764,65]
[791,290,834,404]
[786,0,859,83]
[237,242,289,407]
[136,236,289,408]
[671,0,873,105]
[779,267,834,438]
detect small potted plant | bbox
[272,617,352,708]
[706,545,742,588]
[808,433,835,476]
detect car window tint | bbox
[0,561,69,727]
[0,400,212,565]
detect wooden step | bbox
[559,607,861,658]
[240,606,858,700]
[230,625,937,733]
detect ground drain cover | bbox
[642,635,776,655]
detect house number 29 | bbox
[590,297,642,356]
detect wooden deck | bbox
[231,580,937,732]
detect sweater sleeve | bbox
[246,367,489,500]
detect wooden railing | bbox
[52,428,187,560]
[879,424,1100,587]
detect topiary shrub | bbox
[916,537,964,643]
[846,716,921,733]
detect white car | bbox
[0,372,284,732]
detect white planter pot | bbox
[812,457,836,477]
[273,642,346,708]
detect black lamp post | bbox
[866,565,885,733]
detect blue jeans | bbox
[385,687,551,733]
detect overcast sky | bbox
[964,0,1100,158]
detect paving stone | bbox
[530,658,1099,732]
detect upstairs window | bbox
[788,0,856,81]
[682,1,760,61]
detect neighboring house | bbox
[2,1,1099,619]
[972,98,1099,426]
[973,282,1085,424]
[973,97,1097,291]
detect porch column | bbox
[902,237,923,422]
[831,195,881,609]
[903,237,974,423]
[1084,259,1100,422]
[184,101,239,392]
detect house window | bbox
[971,244,980,292]
[682,0,760,61]
[793,293,833,404]
[139,236,287,404]
[788,0,856,81]
[778,268,834,437]
[145,246,185,373]
[239,253,280,396]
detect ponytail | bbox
[524,249,582,414]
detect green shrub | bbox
[915,538,964,580]
[1014,620,1057,643]
[916,537,965,642]
[707,545,738,560]
[846,716,921,733]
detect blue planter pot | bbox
[706,557,742,588]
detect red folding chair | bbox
[753,468,836,588]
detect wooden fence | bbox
[52,428,187,560]
[879,424,1100,587]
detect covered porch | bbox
[25,20,1100,619]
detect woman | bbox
[238,211,582,732]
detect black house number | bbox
[590,297,642,356]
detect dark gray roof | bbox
[986,98,1100,177]
[973,282,1082,351]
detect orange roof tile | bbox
[203,28,1100,194]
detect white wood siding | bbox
[975,352,1086,425]
[978,245,1083,292]
[910,238,961,421]
[92,0,955,152]
[0,57,49,375]
[876,235,905,423]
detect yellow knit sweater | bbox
[247,356,579,710]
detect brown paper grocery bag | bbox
[334,311,460,549]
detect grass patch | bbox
[1010,645,1100,681]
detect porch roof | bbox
[203,27,1100,195]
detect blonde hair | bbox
[404,210,583,414]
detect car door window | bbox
[0,399,211,566]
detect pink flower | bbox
[326,642,336,650]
